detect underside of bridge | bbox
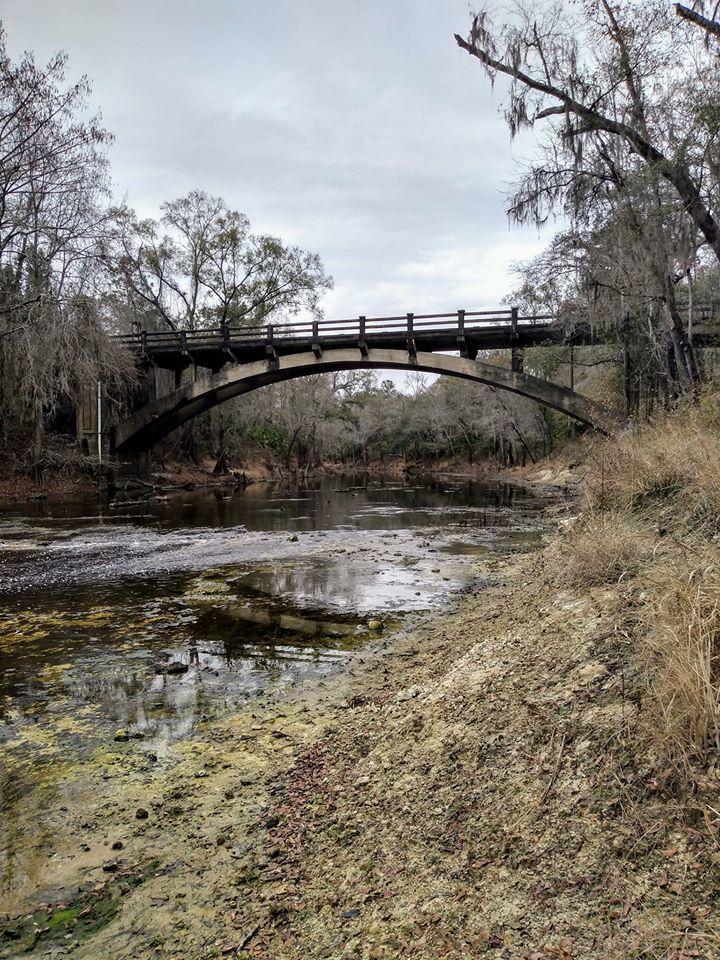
[111,348,613,461]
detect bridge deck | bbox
[116,310,581,371]
[115,308,720,372]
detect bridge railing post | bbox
[406,313,417,361]
[221,322,230,345]
[358,316,368,359]
[265,324,279,368]
[457,309,467,359]
[511,306,519,338]
[312,320,322,359]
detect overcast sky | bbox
[2,0,551,320]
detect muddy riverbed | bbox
[0,475,551,956]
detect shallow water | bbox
[0,474,554,925]
[0,476,545,760]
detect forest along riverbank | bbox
[0,476,554,958]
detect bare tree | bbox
[0,28,133,471]
[455,1,720,386]
[454,3,720,260]
[106,191,333,332]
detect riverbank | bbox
[230,548,720,959]
[4,412,720,959]
[0,448,555,505]
[4,531,719,957]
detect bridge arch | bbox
[112,348,612,453]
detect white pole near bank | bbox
[96,381,102,466]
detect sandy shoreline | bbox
[3,506,719,958]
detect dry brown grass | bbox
[553,511,653,588]
[566,398,720,763]
[584,409,720,535]
[639,555,720,761]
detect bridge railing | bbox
[114,309,556,350]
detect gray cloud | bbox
[3,0,552,318]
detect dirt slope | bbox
[236,552,720,959]
[4,547,719,959]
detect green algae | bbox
[0,864,155,957]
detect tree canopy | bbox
[106,191,333,332]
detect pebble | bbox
[135,807,149,820]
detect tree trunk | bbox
[664,277,699,387]
[32,412,44,484]
[181,423,199,464]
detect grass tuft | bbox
[584,411,720,536]
[560,398,720,763]
[554,511,653,589]
[639,555,720,761]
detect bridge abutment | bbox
[77,365,180,482]
[76,382,111,463]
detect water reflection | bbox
[0,477,547,757]
[1,474,538,533]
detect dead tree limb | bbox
[676,3,720,39]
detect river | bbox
[0,474,548,931]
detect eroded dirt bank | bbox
[3,542,720,959]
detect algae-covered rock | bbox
[368,619,384,631]
[165,661,189,675]
[114,728,130,742]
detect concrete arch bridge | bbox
[78,309,615,474]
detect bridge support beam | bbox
[112,347,614,460]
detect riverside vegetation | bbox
[3,405,720,959]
